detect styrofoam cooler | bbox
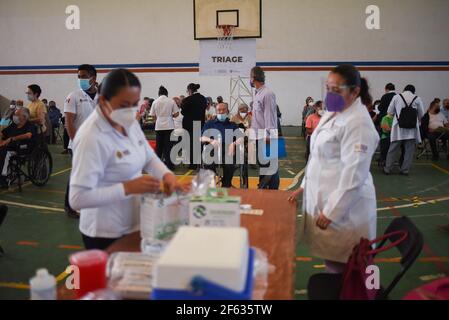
[151,226,253,300]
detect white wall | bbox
[1,0,449,125]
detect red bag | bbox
[403,278,449,300]
[340,230,408,300]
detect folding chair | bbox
[307,216,424,300]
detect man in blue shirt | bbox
[442,99,449,122]
[201,103,240,188]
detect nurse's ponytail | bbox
[331,64,372,106]
[100,69,141,101]
[359,77,372,107]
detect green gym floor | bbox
[0,127,448,300]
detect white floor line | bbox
[0,200,65,213]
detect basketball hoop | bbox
[216,25,235,49]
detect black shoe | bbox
[383,168,390,175]
[438,225,449,233]
[399,171,409,176]
[66,207,80,219]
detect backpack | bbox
[340,230,408,300]
[396,94,418,129]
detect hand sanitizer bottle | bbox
[30,268,56,300]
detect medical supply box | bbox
[189,189,241,228]
[151,226,254,300]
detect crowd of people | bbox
[302,83,449,170]
[0,64,281,219]
[2,62,448,253]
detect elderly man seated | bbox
[200,103,244,188]
[230,103,252,130]
[0,108,36,188]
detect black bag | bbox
[396,94,418,129]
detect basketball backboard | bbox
[194,0,262,40]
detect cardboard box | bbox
[189,189,241,227]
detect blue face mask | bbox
[217,114,228,122]
[325,91,346,112]
[78,78,92,91]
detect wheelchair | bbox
[5,127,53,192]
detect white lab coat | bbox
[70,107,171,238]
[300,98,379,263]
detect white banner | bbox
[199,39,256,77]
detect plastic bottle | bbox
[30,268,56,300]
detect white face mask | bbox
[10,105,16,109]
[308,101,314,107]
[110,106,139,129]
[239,112,247,118]
[318,110,325,116]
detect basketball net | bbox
[216,25,235,50]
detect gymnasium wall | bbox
[1,0,448,125]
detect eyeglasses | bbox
[325,83,355,94]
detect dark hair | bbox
[42,99,48,103]
[143,97,150,101]
[331,64,372,106]
[251,66,265,83]
[28,84,42,98]
[429,100,438,110]
[314,101,323,107]
[404,85,416,94]
[187,83,200,93]
[217,96,224,103]
[78,64,97,78]
[385,83,395,91]
[158,86,168,96]
[100,69,141,101]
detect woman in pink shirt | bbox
[305,101,324,161]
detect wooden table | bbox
[59,189,297,300]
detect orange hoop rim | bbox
[216,25,236,37]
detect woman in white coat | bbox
[70,69,189,250]
[289,64,379,273]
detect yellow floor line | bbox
[0,267,71,291]
[431,163,449,175]
[55,268,70,283]
[285,167,306,191]
[0,167,72,195]
[0,282,30,290]
[377,196,449,211]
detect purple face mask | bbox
[325,91,346,112]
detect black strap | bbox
[395,94,418,121]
